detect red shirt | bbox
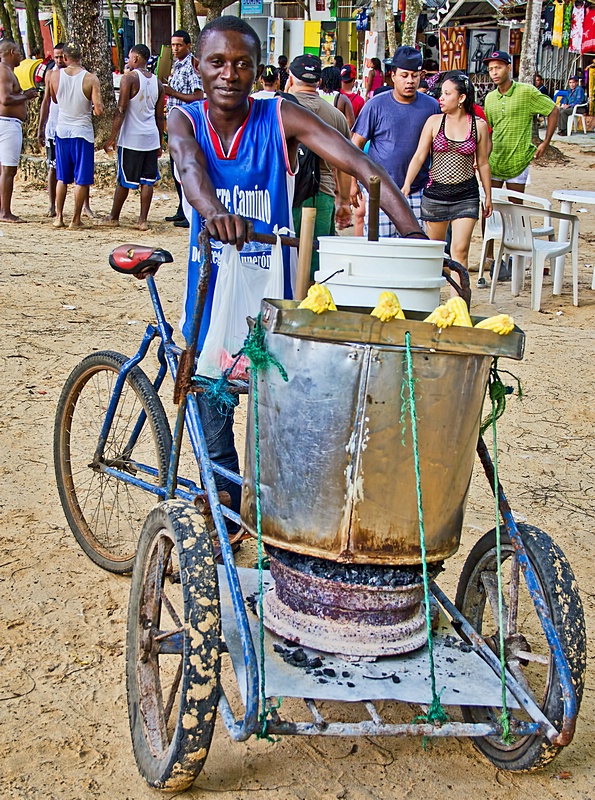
[474,103,492,134]
[341,89,365,120]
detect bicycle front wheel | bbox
[54,350,172,573]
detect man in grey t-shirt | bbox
[352,46,439,233]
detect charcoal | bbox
[347,682,355,688]
[342,671,350,678]
[323,668,336,678]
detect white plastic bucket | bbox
[314,237,447,312]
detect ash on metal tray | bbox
[268,546,442,587]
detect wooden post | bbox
[368,176,381,242]
[295,207,317,301]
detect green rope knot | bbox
[479,359,523,436]
[192,374,239,415]
[498,710,513,745]
[238,314,288,381]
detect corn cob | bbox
[445,296,473,327]
[475,314,515,335]
[424,304,456,328]
[298,283,337,314]
[370,291,406,322]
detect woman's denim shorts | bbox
[421,194,480,222]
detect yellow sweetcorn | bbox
[445,296,473,327]
[370,291,406,322]
[424,304,456,328]
[475,314,515,335]
[298,283,337,314]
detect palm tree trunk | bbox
[519,0,541,84]
[401,0,421,48]
[4,0,24,54]
[0,0,14,41]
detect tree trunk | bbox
[199,0,238,23]
[52,0,68,40]
[5,0,24,55]
[68,0,116,145]
[385,0,396,57]
[372,0,386,62]
[181,0,201,48]
[0,0,14,41]
[24,0,43,55]
[519,0,541,84]
[401,0,421,48]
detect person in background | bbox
[278,54,289,91]
[334,55,344,71]
[37,42,65,217]
[252,64,279,98]
[340,64,364,120]
[49,42,103,229]
[364,57,383,99]
[352,46,439,230]
[418,78,429,93]
[557,75,586,135]
[535,73,550,96]
[402,72,492,272]
[0,39,38,222]
[101,44,164,230]
[164,29,202,228]
[318,66,354,128]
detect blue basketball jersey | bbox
[178,97,295,345]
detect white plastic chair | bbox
[478,189,555,286]
[567,103,588,136]
[490,202,579,311]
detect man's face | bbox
[7,46,21,68]
[535,76,543,87]
[392,68,420,99]
[569,78,578,90]
[198,30,258,111]
[171,36,190,62]
[54,48,65,68]
[488,61,511,85]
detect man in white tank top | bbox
[48,42,103,229]
[101,44,164,230]
[37,43,65,217]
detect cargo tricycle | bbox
[54,230,586,791]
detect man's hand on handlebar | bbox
[206,214,253,250]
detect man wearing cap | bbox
[484,51,557,192]
[557,75,586,135]
[340,65,364,120]
[351,46,439,233]
[286,53,352,274]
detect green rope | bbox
[239,314,288,739]
[403,332,448,728]
[192,374,239,415]
[479,359,523,437]
[489,367,514,745]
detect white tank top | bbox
[55,70,94,143]
[45,66,60,141]
[118,71,160,151]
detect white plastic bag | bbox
[263,228,286,300]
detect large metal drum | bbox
[241,300,524,566]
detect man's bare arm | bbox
[282,100,422,236]
[90,73,103,117]
[0,68,36,106]
[155,81,165,152]
[168,107,249,247]
[105,72,133,151]
[37,72,52,145]
[163,85,203,103]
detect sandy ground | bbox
[1,137,595,800]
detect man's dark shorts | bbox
[46,138,56,171]
[117,146,160,190]
[55,135,94,186]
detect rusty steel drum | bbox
[241,300,524,566]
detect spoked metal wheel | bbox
[54,351,172,573]
[127,501,221,790]
[456,524,586,771]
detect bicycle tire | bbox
[127,501,220,790]
[455,524,586,771]
[54,350,172,573]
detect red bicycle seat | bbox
[109,244,173,277]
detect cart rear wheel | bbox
[54,351,171,573]
[455,524,586,771]
[127,501,220,790]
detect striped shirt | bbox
[485,81,555,180]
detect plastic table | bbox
[552,189,595,294]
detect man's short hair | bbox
[0,39,18,58]
[172,29,191,45]
[198,16,261,61]
[64,42,81,60]
[130,43,150,63]
[54,42,65,51]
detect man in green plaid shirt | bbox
[484,50,558,192]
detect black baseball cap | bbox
[340,64,356,81]
[263,65,279,81]
[483,50,511,66]
[289,54,322,83]
[391,46,422,71]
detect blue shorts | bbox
[55,136,94,186]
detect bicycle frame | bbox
[92,232,578,747]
